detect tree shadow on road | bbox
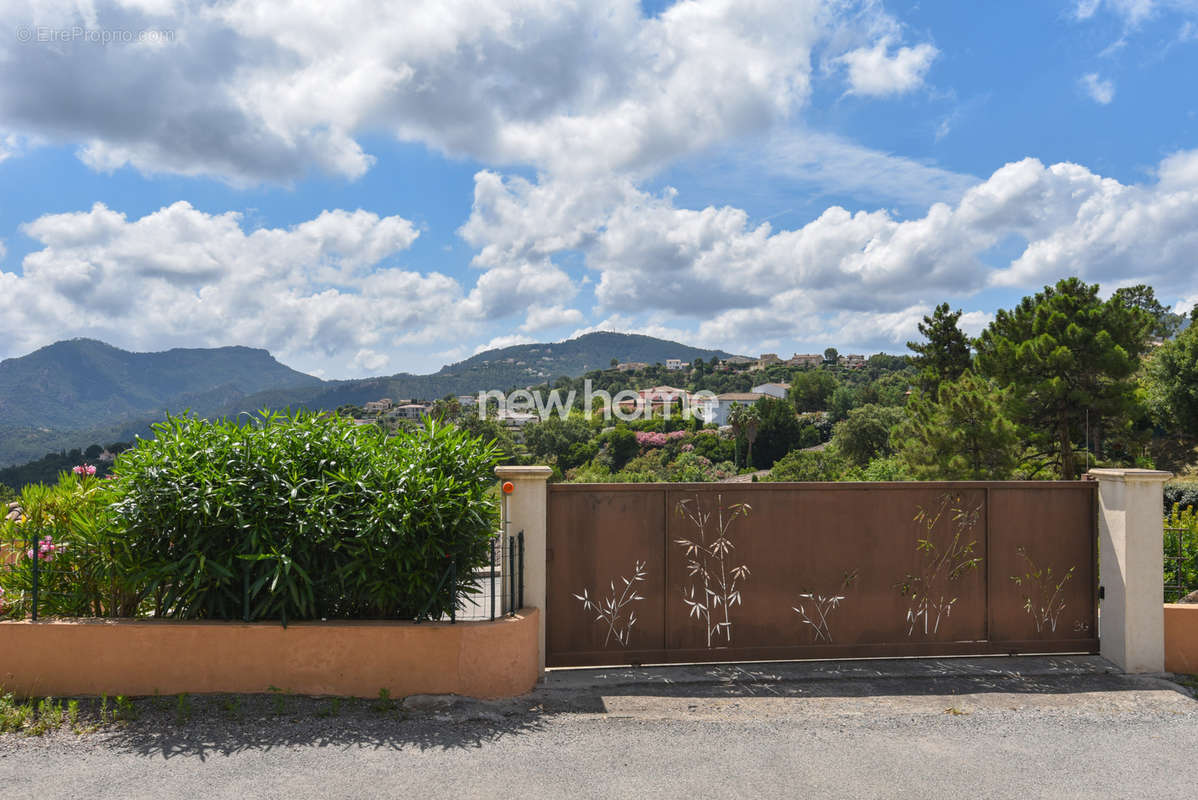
[98,693,568,761]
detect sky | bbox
[1,0,1197,379]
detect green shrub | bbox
[1165,503,1198,602]
[689,431,735,464]
[600,427,639,471]
[0,471,146,618]
[1164,481,1198,515]
[108,412,499,621]
[765,448,847,482]
[843,455,914,482]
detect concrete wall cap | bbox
[1087,468,1173,482]
[495,465,553,478]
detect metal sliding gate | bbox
[545,482,1098,667]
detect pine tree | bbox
[896,371,1020,480]
[974,278,1151,480]
[907,303,971,395]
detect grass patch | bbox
[1,692,102,736]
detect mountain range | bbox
[0,333,735,467]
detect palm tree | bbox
[727,403,760,470]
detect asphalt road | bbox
[2,657,1195,800]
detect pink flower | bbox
[27,535,60,561]
[635,431,668,447]
[635,429,692,448]
[73,464,97,476]
[681,443,694,452]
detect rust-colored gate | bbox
[546,482,1098,667]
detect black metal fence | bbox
[2,528,526,625]
[416,530,524,623]
[1165,524,1197,603]
[0,530,92,622]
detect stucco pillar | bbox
[1089,468,1171,673]
[495,465,551,676]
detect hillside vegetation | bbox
[0,332,735,467]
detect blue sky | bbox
[1,0,1197,377]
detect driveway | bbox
[1,656,1194,799]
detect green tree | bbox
[832,404,904,468]
[827,385,859,422]
[895,371,1021,480]
[865,372,915,407]
[455,416,519,464]
[975,278,1151,480]
[1145,321,1198,439]
[766,448,847,481]
[751,396,805,469]
[1113,284,1184,341]
[907,303,972,394]
[601,427,640,471]
[523,416,594,468]
[790,369,838,412]
[728,404,760,470]
[823,347,839,365]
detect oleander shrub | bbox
[108,412,500,622]
[0,469,147,618]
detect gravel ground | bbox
[1,657,1196,799]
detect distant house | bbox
[394,403,431,420]
[615,361,650,372]
[785,354,823,368]
[456,395,478,407]
[751,382,790,400]
[750,354,781,371]
[718,355,755,370]
[838,354,866,369]
[665,358,685,370]
[710,392,765,426]
[363,398,393,413]
[496,409,538,427]
[616,385,691,415]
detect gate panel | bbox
[987,485,1098,647]
[546,482,1097,668]
[546,488,667,664]
[663,487,988,656]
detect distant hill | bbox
[230,331,735,411]
[0,339,323,430]
[0,339,323,466]
[0,333,737,467]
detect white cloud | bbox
[472,334,538,355]
[462,262,578,321]
[466,149,1198,354]
[836,38,938,97]
[0,0,939,184]
[521,305,586,333]
[1080,73,1116,104]
[753,130,978,208]
[957,310,995,337]
[0,202,472,377]
[10,150,1198,372]
[0,133,21,163]
[1074,0,1161,26]
[0,0,819,182]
